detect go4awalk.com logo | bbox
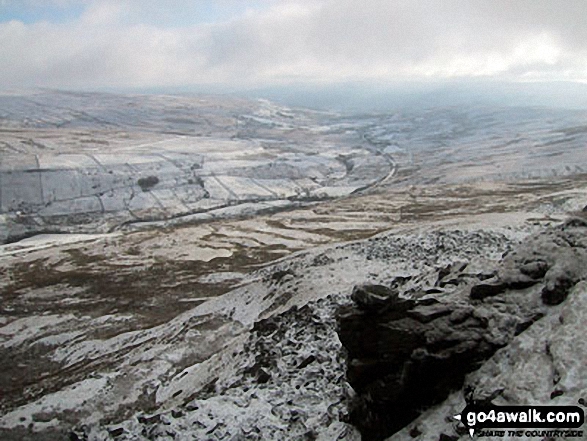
[453,404,585,438]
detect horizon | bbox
[5,80,587,113]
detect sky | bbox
[1,0,587,91]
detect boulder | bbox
[350,284,408,314]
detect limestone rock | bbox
[391,282,587,441]
[338,220,587,440]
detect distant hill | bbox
[240,80,587,113]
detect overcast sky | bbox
[1,0,587,90]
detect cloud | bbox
[1,0,587,89]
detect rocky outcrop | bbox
[338,285,532,440]
[391,280,587,441]
[337,219,587,440]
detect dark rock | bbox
[438,434,459,441]
[137,414,161,425]
[437,264,452,282]
[542,280,574,305]
[256,368,271,384]
[438,278,460,288]
[252,317,280,334]
[498,270,541,289]
[409,426,422,438]
[297,355,316,369]
[476,271,497,281]
[69,432,83,441]
[270,269,295,284]
[418,297,441,306]
[436,262,468,287]
[519,260,548,279]
[108,427,124,437]
[424,287,445,294]
[470,274,539,300]
[564,217,587,227]
[514,312,544,335]
[350,284,394,311]
[470,280,508,300]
